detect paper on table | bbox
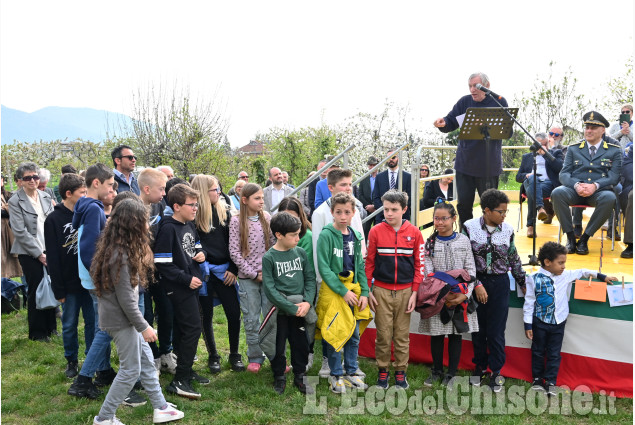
[509,271,525,297]
[607,284,633,307]
[456,113,465,128]
[573,279,607,302]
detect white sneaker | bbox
[161,353,177,375]
[306,353,314,372]
[153,402,185,423]
[328,376,347,394]
[344,374,368,390]
[94,416,125,425]
[318,357,331,378]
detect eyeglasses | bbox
[183,203,199,209]
[22,175,40,182]
[433,216,453,222]
[420,169,429,172]
[239,175,249,180]
[118,155,137,161]
[621,110,632,114]
[548,132,563,137]
[492,209,509,216]
[209,188,220,193]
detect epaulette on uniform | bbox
[603,141,620,149]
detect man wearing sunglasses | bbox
[111,145,140,195]
[551,111,622,255]
[608,104,633,152]
[548,127,566,152]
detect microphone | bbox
[475,83,502,100]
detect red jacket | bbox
[365,220,425,292]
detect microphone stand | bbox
[526,144,542,266]
[482,91,550,266]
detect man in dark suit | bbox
[515,132,564,237]
[357,156,379,238]
[552,111,623,255]
[372,149,412,223]
[619,143,632,258]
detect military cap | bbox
[583,111,610,128]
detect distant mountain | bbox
[0,105,132,144]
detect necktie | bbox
[590,145,596,158]
[390,172,396,189]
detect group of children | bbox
[52,162,617,424]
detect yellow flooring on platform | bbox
[439,204,633,280]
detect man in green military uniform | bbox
[552,111,623,255]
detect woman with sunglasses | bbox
[7,162,56,341]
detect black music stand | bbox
[458,107,518,192]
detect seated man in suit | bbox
[372,149,412,223]
[552,111,623,255]
[515,132,564,237]
[619,143,633,258]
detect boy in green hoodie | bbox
[262,212,316,395]
[315,193,371,393]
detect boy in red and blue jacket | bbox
[366,190,424,390]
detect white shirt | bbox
[270,186,285,211]
[535,154,547,182]
[523,267,600,327]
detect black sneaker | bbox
[229,353,245,372]
[274,376,286,394]
[470,369,490,387]
[190,370,210,385]
[424,369,443,387]
[293,374,314,395]
[65,361,78,379]
[394,370,409,389]
[376,368,389,389]
[121,389,147,407]
[167,380,201,400]
[531,378,545,392]
[545,381,557,396]
[489,374,505,393]
[68,378,102,399]
[94,368,117,387]
[441,374,454,387]
[208,355,221,374]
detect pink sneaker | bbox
[247,362,261,373]
[285,365,292,374]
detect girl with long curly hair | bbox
[91,198,184,425]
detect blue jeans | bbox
[325,316,360,377]
[79,293,113,377]
[62,290,95,362]
[523,177,554,226]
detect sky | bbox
[1,0,632,148]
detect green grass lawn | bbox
[1,306,632,425]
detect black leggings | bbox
[198,273,242,359]
[18,255,56,340]
[430,334,463,376]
